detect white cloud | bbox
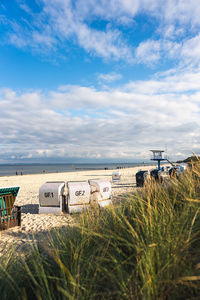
[161,0,200,27]
[75,0,140,22]
[180,34,200,64]
[75,24,131,59]
[4,0,133,60]
[2,0,200,63]
[98,72,122,82]
[125,68,200,94]
[135,40,161,65]
[1,65,200,162]
[75,0,200,29]
[134,34,200,68]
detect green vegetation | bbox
[1,163,200,299]
[177,154,200,164]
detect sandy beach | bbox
[0,165,155,251]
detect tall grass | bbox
[1,163,200,299]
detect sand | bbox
[0,165,155,252]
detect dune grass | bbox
[1,163,200,299]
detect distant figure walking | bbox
[21,171,23,176]
[16,171,18,176]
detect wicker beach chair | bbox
[0,187,21,230]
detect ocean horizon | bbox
[0,162,153,177]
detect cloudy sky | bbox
[0,0,200,163]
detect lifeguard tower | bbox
[150,150,166,170]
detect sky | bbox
[0,0,200,163]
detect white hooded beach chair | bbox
[39,181,65,214]
[112,171,121,181]
[88,180,112,208]
[67,181,90,213]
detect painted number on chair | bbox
[44,192,54,198]
[75,190,85,196]
[103,187,109,192]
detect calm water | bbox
[0,163,149,176]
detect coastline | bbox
[0,162,155,177]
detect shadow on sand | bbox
[22,204,39,214]
[0,222,77,255]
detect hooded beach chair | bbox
[0,187,21,230]
[88,180,112,208]
[39,182,65,214]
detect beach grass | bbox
[1,163,200,299]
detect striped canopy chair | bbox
[0,187,21,230]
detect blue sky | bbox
[0,0,200,163]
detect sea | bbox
[0,162,150,177]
